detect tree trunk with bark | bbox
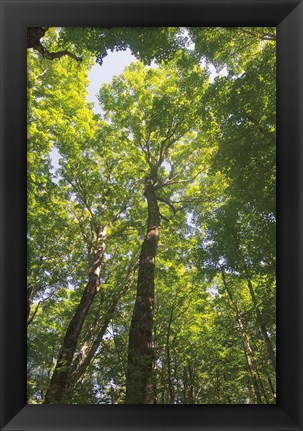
[268,376,276,400]
[44,228,106,403]
[166,307,175,404]
[257,370,269,403]
[221,270,263,404]
[183,365,195,404]
[66,263,138,394]
[232,235,276,372]
[239,253,276,371]
[125,179,160,404]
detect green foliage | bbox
[59,27,182,65]
[27,27,276,404]
[189,27,276,75]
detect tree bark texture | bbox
[44,229,106,403]
[67,264,137,392]
[125,180,160,404]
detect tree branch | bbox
[27,290,56,326]
[27,27,82,62]
[239,28,276,42]
[156,196,177,213]
[159,213,171,223]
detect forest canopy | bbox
[27,27,276,404]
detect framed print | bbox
[0,0,302,429]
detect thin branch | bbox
[159,213,171,223]
[111,201,130,224]
[110,323,127,376]
[156,196,177,213]
[27,302,41,326]
[238,28,276,42]
[76,178,95,219]
[27,290,56,326]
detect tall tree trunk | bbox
[187,365,195,404]
[44,228,106,404]
[246,275,276,371]
[183,365,195,404]
[215,368,221,402]
[232,234,276,371]
[257,370,269,403]
[221,271,263,404]
[183,366,188,404]
[166,307,174,403]
[239,252,276,371]
[125,180,160,404]
[66,264,137,394]
[268,376,276,400]
[160,366,166,404]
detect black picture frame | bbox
[1,0,302,429]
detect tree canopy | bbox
[27,26,276,404]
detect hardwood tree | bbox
[27,27,276,404]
